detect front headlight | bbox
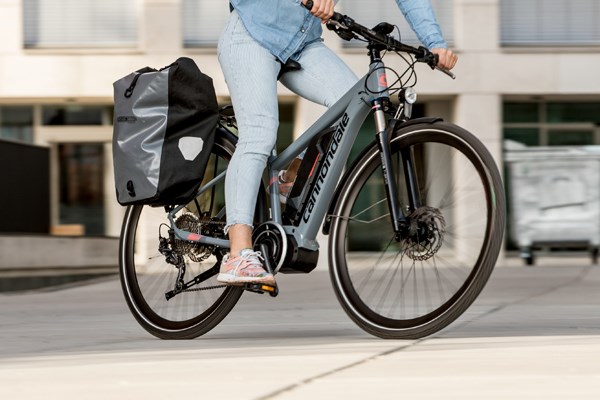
[400,87,417,104]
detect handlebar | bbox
[303,0,455,79]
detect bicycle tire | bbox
[329,121,505,339]
[119,131,265,339]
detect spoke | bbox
[432,257,447,308]
[374,250,405,312]
[363,241,403,305]
[357,236,397,292]
[337,198,390,225]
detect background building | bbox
[1,0,600,263]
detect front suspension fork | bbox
[374,109,422,235]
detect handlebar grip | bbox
[429,52,456,79]
[436,66,456,79]
[303,1,343,22]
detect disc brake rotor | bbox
[402,206,446,261]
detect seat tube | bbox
[268,149,283,225]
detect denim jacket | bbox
[229,0,447,62]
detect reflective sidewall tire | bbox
[329,122,506,339]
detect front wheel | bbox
[329,121,505,339]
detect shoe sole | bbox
[217,273,276,286]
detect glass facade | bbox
[58,143,105,236]
[501,0,600,46]
[41,106,106,126]
[182,0,229,47]
[23,0,137,48]
[182,1,453,48]
[0,107,34,143]
[503,101,600,146]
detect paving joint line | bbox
[254,338,428,400]
[257,266,596,399]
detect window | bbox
[276,103,295,154]
[41,105,108,126]
[341,0,454,48]
[501,0,600,46]
[183,1,230,47]
[503,101,600,146]
[23,0,137,48]
[0,107,34,143]
[58,143,105,236]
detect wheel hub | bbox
[402,206,446,261]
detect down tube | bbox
[296,95,371,244]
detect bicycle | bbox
[118,7,506,340]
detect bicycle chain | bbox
[182,284,227,292]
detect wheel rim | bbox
[332,129,497,330]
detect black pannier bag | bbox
[112,57,218,206]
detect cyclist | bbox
[216,0,458,286]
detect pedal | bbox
[243,282,279,297]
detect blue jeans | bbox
[218,11,358,231]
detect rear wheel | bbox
[329,122,505,339]
[119,132,265,339]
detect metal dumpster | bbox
[505,141,600,265]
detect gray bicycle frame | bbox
[169,60,391,251]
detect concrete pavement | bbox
[1,259,599,399]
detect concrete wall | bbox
[0,235,118,271]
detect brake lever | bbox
[326,19,356,42]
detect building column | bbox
[454,0,499,52]
[104,142,124,237]
[0,0,23,55]
[142,0,183,54]
[453,93,505,265]
[454,93,502,166]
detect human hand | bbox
[431,48,458,70]
[302,0,335,22]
